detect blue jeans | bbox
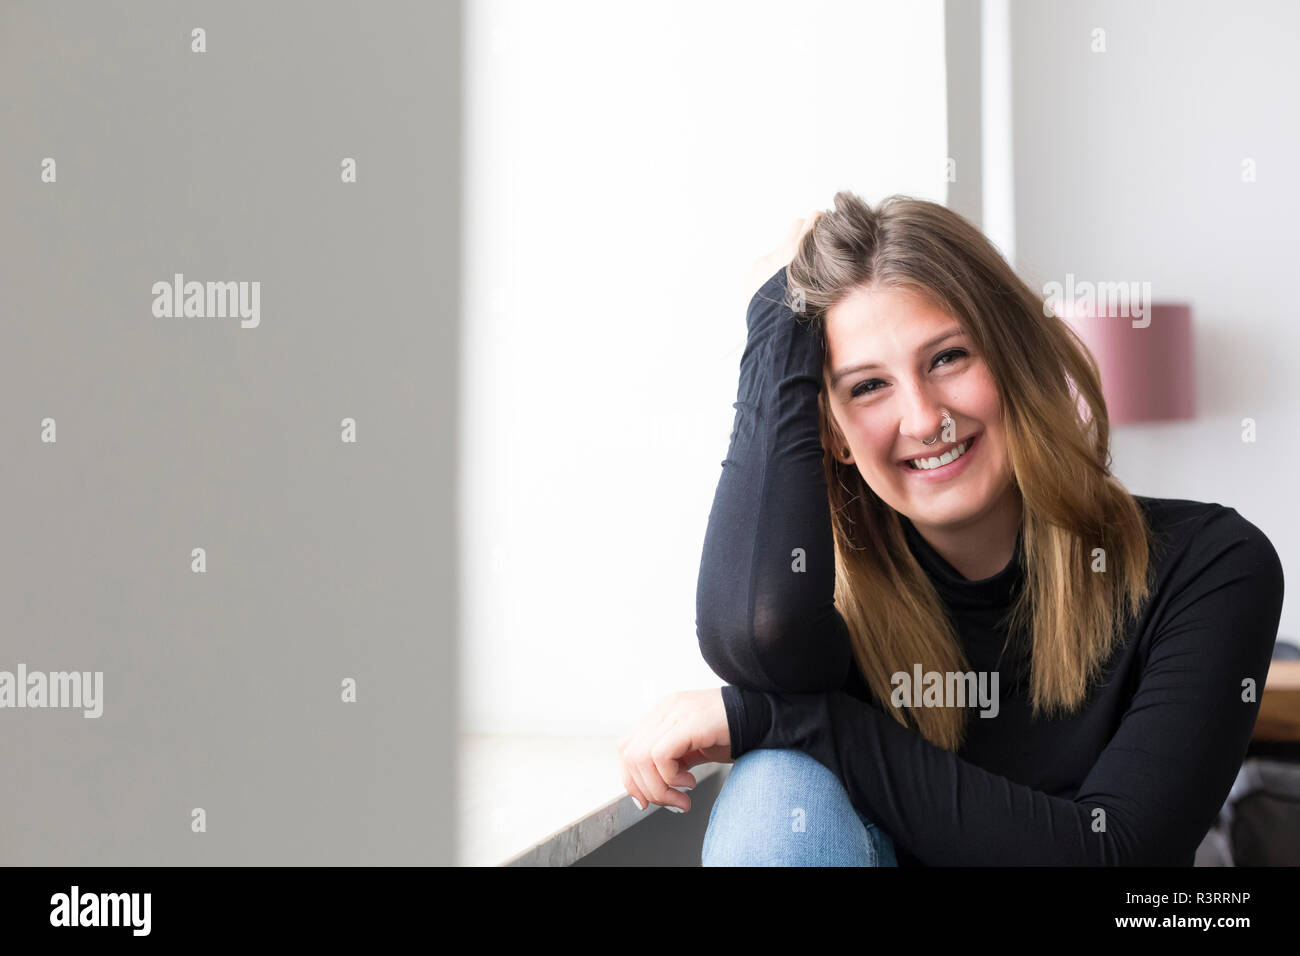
[701,748,899,866]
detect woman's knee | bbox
[701,748,897,867]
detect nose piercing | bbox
[922,409,953,445]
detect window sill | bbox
[457,733,726,866]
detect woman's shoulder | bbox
[1126,495,1284,684]
[1133,493,1273,543]
[1132,493,1283,594]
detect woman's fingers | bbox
[781,211,822,262]
[625,711,690,812]
[784,216,805,246]
[617,725,653,812]
[800,209,823,241]
[678,749,708,771]
[623,756,687,814]
[673,762,700,789]
[619,708,674,811]
[618,761,648,812]
[626,750,663,812]
[650,734,694,811]
[634,714,689,811]
[618,690,730,813]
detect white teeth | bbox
[907,440,969,471]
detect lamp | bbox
[1058,299,1196,425]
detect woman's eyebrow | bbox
[829,328,966,388]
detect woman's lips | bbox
[897,431,981,475]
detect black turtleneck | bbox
[695,265,1284,866]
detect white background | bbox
[460,0,949,735]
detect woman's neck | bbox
[907,487,1024,582]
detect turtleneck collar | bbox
[900,513,1024,610]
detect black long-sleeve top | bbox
[695,264,1286,866]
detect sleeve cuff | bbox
[721,684,773,760]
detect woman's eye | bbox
[935,348,968,367]
[848,348,969,399]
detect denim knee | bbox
[701,748,898,867]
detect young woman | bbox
[614,191,1284,866]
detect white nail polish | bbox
[632,796,644,811]
[667,806,685,814]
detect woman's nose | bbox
[900,392,952,442]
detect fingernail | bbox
[631,796,644,811]
[667,806,685,814]
[672,785,693,792]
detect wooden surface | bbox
[1254,660,1300,742]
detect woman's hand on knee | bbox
[616,688,732,814]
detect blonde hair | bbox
[786,191,1154,751]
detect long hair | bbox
[785,191,1154,751]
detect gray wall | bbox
[945,0,984,227]
[1006,0,1298,621]
[0,0,458,864]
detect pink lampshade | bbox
[1058,300,1196,425]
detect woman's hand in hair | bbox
[742,210,823,305]
[616,688,733,814]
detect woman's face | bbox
[822,283,1015,531]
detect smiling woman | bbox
[613,190,1283,866]
[707,192,1156,758]
[818,279,1020,581]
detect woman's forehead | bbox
[825,287,961,356]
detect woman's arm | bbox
[725,508,1285,865]
[695,262,854,694]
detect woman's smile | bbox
[896,431,981,482]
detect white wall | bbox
[461,0,950,735]
[1008,0,1299,642]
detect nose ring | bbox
[922,409,953,445]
